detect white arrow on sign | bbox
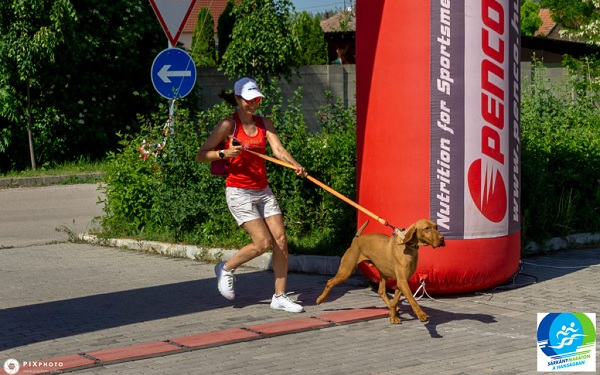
[157,65,192,83]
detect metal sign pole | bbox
[149,0,198,153]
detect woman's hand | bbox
[225,137,243,158]
[294,164,307,178]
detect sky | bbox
[289,0,353,14]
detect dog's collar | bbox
[393,227,406,240]
[405,242,419,250]
[393,228,419,249]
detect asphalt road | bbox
[0,183,104,248]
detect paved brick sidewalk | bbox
[1,242,599,375]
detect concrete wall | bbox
[196,64,356,132]
[520,61,569,88]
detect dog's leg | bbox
[316,272,351,305]
[389,289,403,324]
[317,222,370,305]
[396,280,429,322]
[377,279,401,324]
[316,247,359,305]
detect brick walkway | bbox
[1,242,599,375]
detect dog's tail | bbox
[355,220,369,238]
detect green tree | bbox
[337,8,354,32]
[191,7,216,67]
[220,0,298,83]
[217,0,236,62]
[521,0,543,36]
[49,1,164,163]
[0,0,164,173]
[292,11,328,65]
[0,0,77,170]
[542,0,600,45]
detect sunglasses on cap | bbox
[237,95,261,105]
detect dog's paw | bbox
[389,311,402,324]
[419,314,430,322]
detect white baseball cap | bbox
[234,78,264,100]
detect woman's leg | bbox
[264,214,288,295]
[224,218,273,271]
[264,214,303,312]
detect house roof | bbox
[534,8,592,43]
[183,0,230,34]
[320,10,356,32]
[535,8,559,38]
[524,8,600,60]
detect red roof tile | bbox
[183,0,230,33]
[535,8,557,37]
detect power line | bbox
[293,1,347,13]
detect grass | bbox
[0,158,107,178]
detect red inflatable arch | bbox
[355,1,521,294]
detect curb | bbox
[0,173,104,188]
[78,234,354,277]
[523,232,600,255]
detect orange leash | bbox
[245,149,391,227]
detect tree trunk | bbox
[26,81,36,171]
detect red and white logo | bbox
[467,159,507,223]
[463,0,510,236]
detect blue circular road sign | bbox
[151,48,197,99]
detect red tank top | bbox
[225,113,268,190]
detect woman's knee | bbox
[272,232,288,251]
[253,237,273,254]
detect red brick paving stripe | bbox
[315,307,390,323]
[245,317,331,335]
[24,307,389,372]
[170,328,260,348]
[19,354,96,374]
[87,341,182,363]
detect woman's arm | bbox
[196,117,242,162]
[263,117,306,177]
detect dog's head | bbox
[398,219,445,248]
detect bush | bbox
[100,90,357,256]
[521,58,600,246]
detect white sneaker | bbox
[270,293,304,313]
[215,262,235,300]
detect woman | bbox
[196,77,306,313]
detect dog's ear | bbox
[400,225,417,245]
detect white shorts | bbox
[225,186,282,226]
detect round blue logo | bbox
[537,313,595,358]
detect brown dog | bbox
[316,219,445,324]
